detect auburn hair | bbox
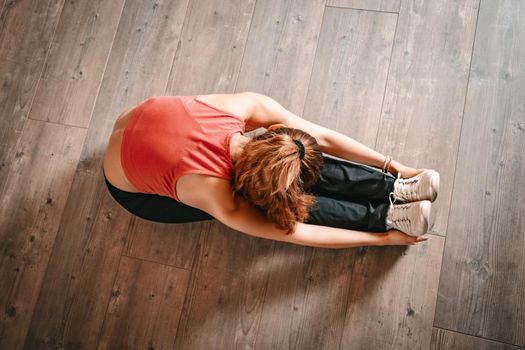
[231,127,324,235]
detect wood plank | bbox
[327,0,401,13]
[0,0,6,19]
[0,0,65,191]
[0,120,86,349]
[255,238,443,350]
[172,223,274,349]
[303,7,396,151]
[253,7,399,349]
[0,0,64,64]
[97,256,191,349]
[29,0,125,127]
[340,235,444,349]
[165,0,257,95]
[23,0,190,348]
[374,0,479,236]
[235,0,325,114]
[431,328,524,350]
[434,0,525,346]
[0,58,30,193]
[124,219,211,268]
[255,243,348,349]
[0,0,63,167]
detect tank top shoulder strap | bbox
[189,95,245,123]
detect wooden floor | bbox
[1,0,524,349]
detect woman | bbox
[103,92,440,249]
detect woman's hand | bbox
[390,160,427,179]
[382,229,429,246]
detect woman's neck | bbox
[230,132,250,163]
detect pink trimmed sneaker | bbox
[391,170,440,203]
[385,199,431,236]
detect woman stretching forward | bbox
[103,92,439,249]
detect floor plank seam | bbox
[18,0,91,337]
[19,72,98,344]
[250,241,277,349]
[373,10,399,150]
[171,229,206,349]
[26,117,89,130]
[26,0,68,130]
[336,248,361,350]
[95,244,128,349]
[84,0,126,132]
[433,326,525,349]
[120,253,192,271]
[431,0,482,332]
[300,4,326,117]
[164,0,192,94]
[95,213,140,348]
[325,5,398,15]
[232,0,259,93]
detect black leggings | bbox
[104,155,395,232]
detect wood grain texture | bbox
[29,0,125,127]
[327,0,401,13]
[23,0,190,348]
[0,120,86,349]
[165,0,257,95]
[255,243,351,349]
[0,58,33,192]
[374,0,479,236]
[0,0,62,159]
[430,328,523,350]
[235,0,325,114]
[97,256,191,350]
[0,0,65,192]
[431,328,524,350]
[0,1,6,19]
[340,236,444,350]
[124,219,211,269]
[434,0,525,346]
[0,0,64,64]
[172,223,274,349]
[303,7,396,151]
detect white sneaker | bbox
[385,199,431,236]
[392,170,440,203]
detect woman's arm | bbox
[214,192,426,249]
[180,175,426,249]
[244,92,404,175]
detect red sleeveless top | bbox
[120,95,246,202]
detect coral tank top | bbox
[120,95,246,202]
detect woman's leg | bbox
[308,155,395,200]
[305,196,389,232]
[304,155,395,231]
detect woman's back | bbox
[103,94,248,202]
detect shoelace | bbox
[388,191,398,207]
[393,172,420,202]
[388,176,412,232]
[389,172,402,207]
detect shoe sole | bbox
[411,200,431,236]
[429,170,440,202]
